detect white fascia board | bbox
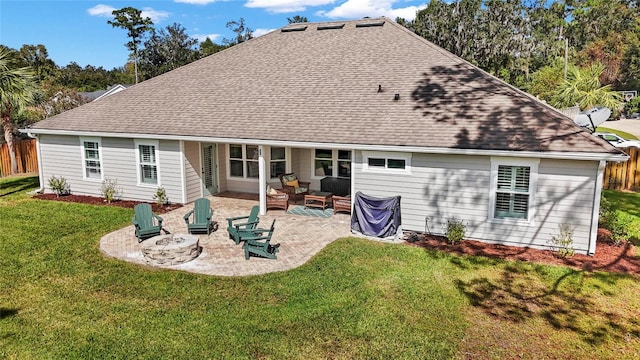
[22,128,629,162]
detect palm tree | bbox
[0,47,38,175]
[552,63,623,111]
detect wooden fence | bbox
[603,147,640,191]
[0,138,38,177]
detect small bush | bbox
[445,218,466,244]
[100,178,120,203]
[153,187,169,207]
[609,211,633,246]
[549,223,575,257]
[48,175,70,196]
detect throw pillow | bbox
[286,179,299,188]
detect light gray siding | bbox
[353,151,598,254]
[39,135,185,203]
[183,141,201,203]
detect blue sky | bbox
[1,0,427,70]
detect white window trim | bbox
[310,149,352,180]
[362,151,411,175]
[80,137,103,181]
[268,146,288,180]
[226,144,260,182]
[488,157,539,226]
[135,139,160,187]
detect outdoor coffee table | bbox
[304,191,333,210]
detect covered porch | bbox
[100,193,353,276]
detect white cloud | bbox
[245,0,336,14]
[87,4,116,17]
[317,0,426,21]
[174,0,219,4]
[193,33,221,42]
[253,28,277,37]
[87,4,170,23]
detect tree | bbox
[552,63,623,110]
[139,23,199,79]
[107,7,153,84]
[287,15,308,24]
[199,38,227,58]
[0,47,38,174]
[223,18,253,46]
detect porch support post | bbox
[258,145,266,215]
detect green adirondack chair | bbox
[183,198,216,235]
[226,205,260,244]
[242,219,279,260]
[132,203,163,242]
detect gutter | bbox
[20,128,630,163]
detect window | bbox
[363,151,411,174]
[81,137,102,180]
[135,140,159,185]
[270,147,286,179]
[228,144,259,179]
[489,158,538,223]
[312,149,352,179]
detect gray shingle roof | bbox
[29,17,620,155]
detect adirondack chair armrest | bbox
[207,208,213,220]
[183,209,195,223]
[232,220,260,230]
[153,214,163,226]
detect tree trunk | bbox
[1,110,18,175]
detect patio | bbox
[100,194,353,276]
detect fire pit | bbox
[141,233,202,265]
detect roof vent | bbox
[281,26,308,33]
[317,24,345,30]
[356,21,385,28]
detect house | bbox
[22,18,628,255]
[80,84,130,102]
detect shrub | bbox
[153,187,169,206]
[549,223,575,257]
[100,178,120,203]
[609,211,633,246]
[48,175,70,196]
[445,218,466,244]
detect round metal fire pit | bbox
[141,233,202,265]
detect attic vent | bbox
[281,26,307,33]
[355,21,385,28]
[317,24,345,30]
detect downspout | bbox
[27,132,45,193]
[588,160,606,256]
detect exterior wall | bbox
[39,134,185,203]
[183,141,202,203]
[217,144,227,192]
[353,151,598,254]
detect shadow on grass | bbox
[0,176,39,197]
[0,308,19,320]
[454,260,640,346]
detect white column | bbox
[258,145,266,215]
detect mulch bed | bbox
[33,193,183,214]
[406,232,640,275]
[32,193,640,275]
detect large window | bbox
[135,140,159,185]
[228,144,259,179]
[81,137,102,181]
[362,151,411,174]
[489,158,538,223]
[270,147,286,179]
[312,149,351,178]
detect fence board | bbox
[0,138,38,177]
[604,147,639,191]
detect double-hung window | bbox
[81,137,102,180]
[312,149,352,178]
[228,144,259,179]
[270,147,286,179]
[489,158,538,223]
[136,140,159,185]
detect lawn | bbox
[1,176,639,359]
[598,127,639,140]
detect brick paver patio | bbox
[100,194,354,276]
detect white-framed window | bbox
[488,157,539,224]
[312,149,352,179]
[362,151,411,174]
[80,137,103,181]
[135,140,159,186]
[228,144,259,180]
[270,146,287,179]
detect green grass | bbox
[602,190,640,241]
[598,127,639,140]
[1,176,640,359]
